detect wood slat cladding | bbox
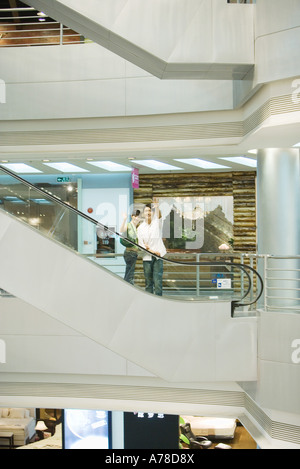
[232,172,256,252]
[134,171,256,252]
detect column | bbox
[256,148,300,311]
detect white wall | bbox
[0,43,233,121]
[255,0,300,84]
[241,311,300,416]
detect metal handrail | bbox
[0,5,85,48]
[0,8,35,12]
[242,253,300,313]
[0,165,263,312]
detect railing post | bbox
[240,253,245,298]
[196,253,200,296]
[60,23,64,45]
[249,255,254,305]
[263,255,268,311]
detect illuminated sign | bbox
[57,177,70,183]
[131,168,139,189]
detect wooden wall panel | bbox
[134,171,256,253]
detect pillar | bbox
[256,148,300,310]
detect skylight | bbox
[174,159,229,169]
[1,163,42,174]
[87,161,132,172]
[43,162,89,173]
[219,157,257,167]
[133,160,183,171]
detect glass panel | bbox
[0,173,78,250]
[0,167,262,309]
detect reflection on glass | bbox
[159,196,233,252]
[0,174,78,250]
[64,409,110,449]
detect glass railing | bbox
[0,166,263,315]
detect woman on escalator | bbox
[120,209,141,285]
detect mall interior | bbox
[0,0,299,450]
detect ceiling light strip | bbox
[174,158,229,169]
[43,162,89,173]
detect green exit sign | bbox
[57,177,70,183]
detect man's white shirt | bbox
[137,216,166,261]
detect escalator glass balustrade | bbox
[0,166,263,313]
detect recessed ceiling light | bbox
[248,149,258,155]
[174,158,229,169]
[1,163,42,174]
[219,157,257,168]
[133,160,183,171]
[43,162,89,173]
[87,161,132,172]
[293,142,300,147]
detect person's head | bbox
[143,204,152,224]
[131,209,141,226]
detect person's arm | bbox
[120,213,128,235]
[149,248,161,257]
[152,197,162,219]
[150,198,164,256]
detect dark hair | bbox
[132,209,140,217]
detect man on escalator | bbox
[137,199,166,296]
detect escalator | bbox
[0,166,263,382]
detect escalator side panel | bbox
[0,211,257,382]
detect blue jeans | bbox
[143,258,163,296]
[124,250,138,285]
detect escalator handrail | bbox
[0,165,263,308]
